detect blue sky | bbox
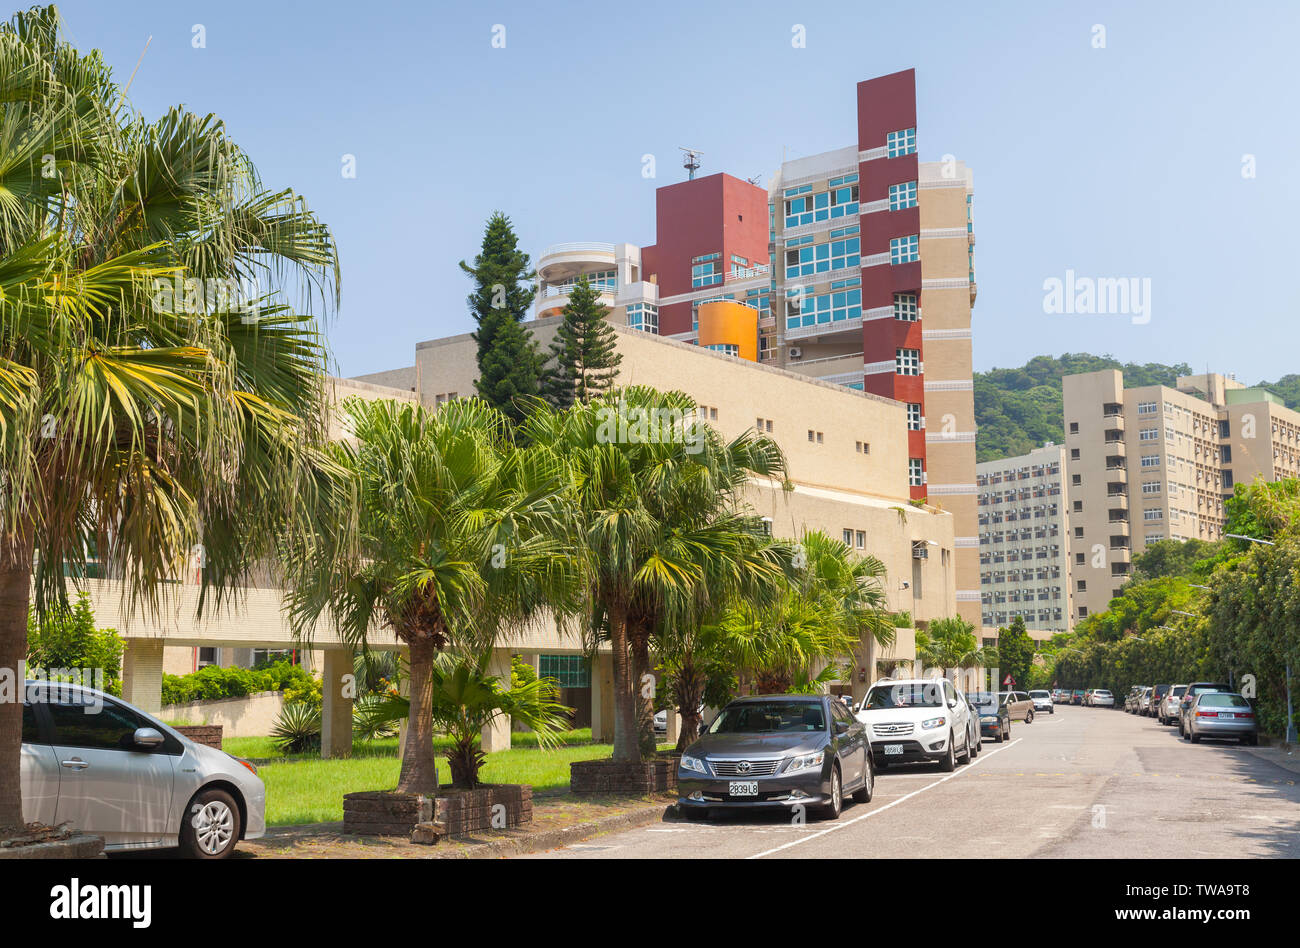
[54,0,1300,382]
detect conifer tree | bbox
[544,277,623,408]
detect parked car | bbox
[1089,689,1115,708]
[1150,684,1172,719]
[960,691,983,758]
[855,677,974,771]
[998,690,1035,723]
[677,694,873,820]
[1071,689,1085,705]
[1177,682,1233,737]
[1158,684,1188,725]
[968,692,1011,742]
[1124,686,1143,713]
[1185,692,1259,745]
[1137,686,1154,715]
[21,681,265,858]
[1028,689,1054,714]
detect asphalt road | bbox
[523,704,1300,859]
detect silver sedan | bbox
[21,681,265,858]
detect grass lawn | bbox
[249,729,663,826]
[223,727,595,763]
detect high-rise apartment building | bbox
[1064,369,1300,620]
[529,69,982,628]
[976,444,1073,634]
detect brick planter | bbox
[343,791,433,836]
[0,833,104,860]
[433,784,532,835]
[570,757,678,794]
[346,785,534,838]
[173,725,223,749]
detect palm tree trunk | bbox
[674,656,705,751]
[629,624,657,757]
[396,632,439,795]
[0,527,35,835]
[608,600,639,763]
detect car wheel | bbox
[180,787,241,859]
[821,765,843,819]
[940,735,956,772]
[852,756,874,803]
[1190,729,1201,744]
[1026,710,1034,725]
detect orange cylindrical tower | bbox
[697,300,758,361]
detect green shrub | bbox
[271,701,321,754]
[26,594,125,695]
[161,660,318,706]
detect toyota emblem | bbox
[737,760,751,774]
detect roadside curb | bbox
[1242,743,1300,777]
[434,799,675,858]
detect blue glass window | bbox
[887,128,917,158]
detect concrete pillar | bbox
[121,639,164,714]
[664,707,681,745]
[591,651,615,743]
[320,649,354,759]
[481,648,512,753]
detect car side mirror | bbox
[133,727,164,749]
[948,699,958,709]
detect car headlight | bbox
[920,716,946,730]
[980,715,999,723]
[680,755,707,774]
[784,750,825,774]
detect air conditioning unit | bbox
[789,347,803,359]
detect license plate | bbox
[1217,712,1234,719]
[728,781,758,796]
[884,744,904,756]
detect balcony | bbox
[1107,468,1127,484]
[535,279,618,318]
[536,242,618,284]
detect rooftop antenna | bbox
[746,174,762,186]
[679,146,703,181]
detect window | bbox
[843,528,853,546]
[706,343,739,357]
[907,403,923,431]
[855,530,866,549]
[1143,509,1164,521]
[1071,474,1081,485]
[1137,401,1157,415]
[896,348,920,376]
[888,181,918,210]
[886,128,917,158]
[1069,422,1079,434]
[1140,455,1161,468]
[626,302,658,334]
[1072,500,1082,512]
[909,458,924,487]
[784,234,859,278]
[1071,448,1080,459]
[46,697,147,751]
[1139,428,1158,441]
[890,235,919,265]
[691,253,722,288]
[1141,481,1162,495]
[893,293,918,321]
[538,654,590,688]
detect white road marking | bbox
[747,738,1024,859]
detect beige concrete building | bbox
[1064,369,1300,620]
[976,443,1073,634]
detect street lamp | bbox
[1222,532,1295,744]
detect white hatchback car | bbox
[21,681,266,858]
[855,677,973,771]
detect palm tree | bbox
[281,396,575,795]
[520,387,789,763]
[914,615,997,679]
[357,648,572,788]
[0,8,338,835]
[707,531,894,695]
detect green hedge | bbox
[162,660,316,706]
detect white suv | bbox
[854,677,973,771]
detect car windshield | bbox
[968,692,999,710]
[708,701,825,734]
[1029,690,1049,698]
[1189,684,1230,695]
[1197,694,1250,708]
[863,682,946,709]
[1171,686,1187,697]
[1095,690,1112,697]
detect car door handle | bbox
[60,758,89,770]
